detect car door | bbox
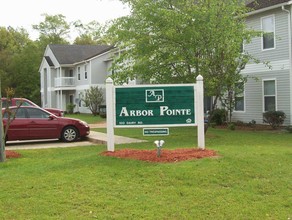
[26,107,60,139]
[4,108,30,141]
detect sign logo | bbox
[146,89,164,103]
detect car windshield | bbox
[16,100,37,107]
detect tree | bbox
[0,80,4,162]
[220,81,246,123]
[82,86,104,116]
[0,26,44,104]
[33,14,70,45]
[0,87,20,162]
[107,0,261,129]
[0,27,31,94]
[9,41,42,103]
[73,20,110,45]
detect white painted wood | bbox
[196,75,205,149]
[106,77,115,152]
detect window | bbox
[78,67,81,80]
[27,108,50,119]
[235,82,245,111]
[262,15,275,50]
[3,108,27,119]
[84,64,88,80]
[2,100,8,108]
[263,80,276,111]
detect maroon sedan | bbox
[1,98,64,117]
[3,106,90,142]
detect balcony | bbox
[54,77,75,89]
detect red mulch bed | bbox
[5,150,22,159]
[101,148,217,163]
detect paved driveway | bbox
[5,130,146,150]
[6,139,95,150]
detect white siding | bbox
[232,7,292,125]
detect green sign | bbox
[143,128,169,136]
[115,85,195,127]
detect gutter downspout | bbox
[282,5,292,125]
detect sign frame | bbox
[106,75,205,152]
[114,84,196,128]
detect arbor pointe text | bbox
[119,106,192,117]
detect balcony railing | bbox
[54,77,75,88]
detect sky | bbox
[0,0,130,40]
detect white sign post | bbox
[196,75,205,149]
[106,75,205,151]
[106,78,115,152]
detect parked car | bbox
[2,106,90,142]
[1,98,64,117]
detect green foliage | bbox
[107,0,262,133]
[107,0,259,86]
[248,119,257,127]
[211,108,227,125]
[263,111,286,129]
[228,122,236,130]
[0,27,32,94]
[32,14,70,44]
[66,103,76,114]
[285,125,292,133]
[82,86,104,116]
[220,81,245,122]
[73,20,109,45]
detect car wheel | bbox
[61,126,79,142]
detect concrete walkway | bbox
[6,123,146,150]
[87,131,146,145]
[87,122,146,144]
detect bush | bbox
[211,109,227,125]
[285,125,292,133]
[247,119,256,127]
[228,123,235,130]
[263,111,286,129]
[82,86,104,116]
[235,120,244,126]
[66,103,76,114]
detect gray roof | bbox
[246,0,290,10]
[49,44,114,65]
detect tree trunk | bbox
[0,79,6,162]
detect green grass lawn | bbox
[64,113,105,124]
[1,127,291,219]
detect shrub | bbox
[235,120,244,125]
[228,123,235,130]
[263,111,286,129]
[211,109,227,125]
[66,103,76,114]
[247,119,256,127]
[82,86,104,116]
[285,125,292,133]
